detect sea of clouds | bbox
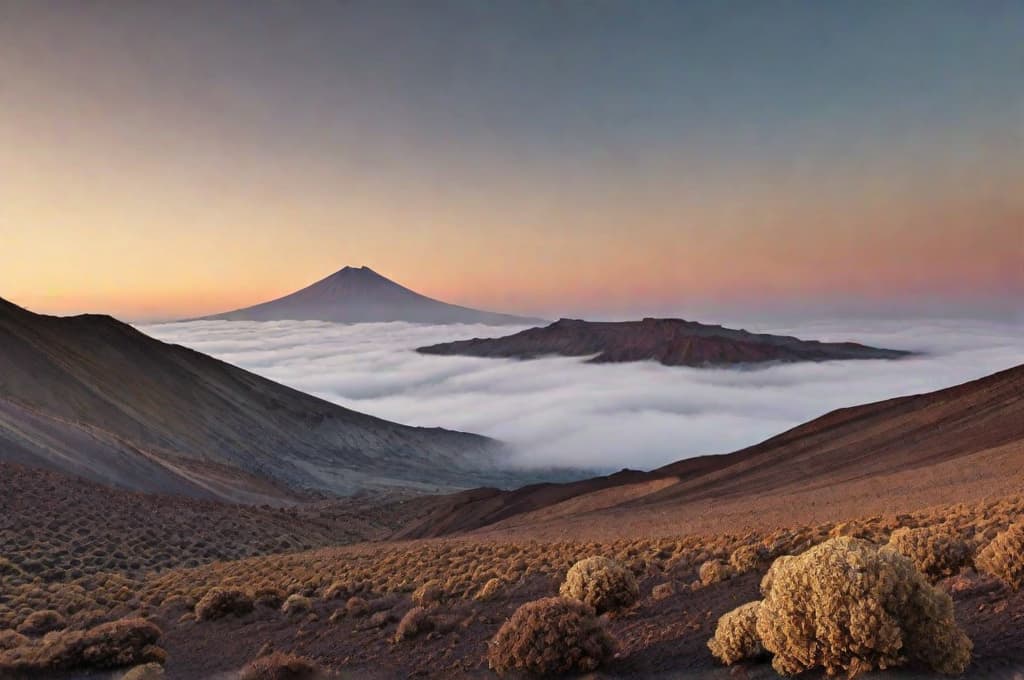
[141,317,1024,472]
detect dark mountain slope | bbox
[398,363,1024,538]
[202,265,545,325]
[0,297,538,502]
[417,317,912,366]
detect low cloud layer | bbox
[141,318,1024,471]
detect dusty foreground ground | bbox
[3,487,1024,679]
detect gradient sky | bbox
[1,1,1021,320]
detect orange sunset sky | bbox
[1,3,1021,321]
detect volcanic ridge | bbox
[417,316,913,367]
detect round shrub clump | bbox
[756,537,972,677]
[345,596,369,618]
[0,630,28,651]
[729,544,771,575]
[707,601,763,665]
[281,594,313,619]
[394,606,432,642]
[887,526,972,583]
[487,597,616,676]
[411,580,445,607]
[239,651,321,680]
[698,559,732,587]
[976,522,1024,591]
[16,610,66,636]
[474,577,503,602]
[0,617,163,673]
[194,587,254,621]
[122,662,166,680]
[559,556,639,614]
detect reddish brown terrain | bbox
[2,363,1022,679]
[417,317,912,367]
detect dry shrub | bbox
[0,617,163,672]
[887,527,972,583]
[239,651,322,680]
[394,606,432,642]
[322,581,351,600]
[756,537,971,677]
[729,544,771,575]
[759,555,793,597]
[975,522,1024,591]
[345,596,369,618]
[487,597,616,676]
[559,556,639,614]
[698,559,731,587]
[194,587,253,621]
[122,662,166,679]
[651,581,675,600]
[474,577,502,602]
[16,609,66,636]
[253,588,284,609]
[0,630,28,651]
[411,580,445,607]
[707,601,763,665]
[281,594,313,619]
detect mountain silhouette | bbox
[202,266,546,325]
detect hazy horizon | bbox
[2,1,1021,321]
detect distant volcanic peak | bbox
[417,318,914,367]
[200,266,545,325]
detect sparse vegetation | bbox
[394,606,433,642]
[707,601,763,665]
[411,579,445,607]
[976,522,1024,591]
[487,597,616,676]
[345,596,369,618]
[16,609,66,636]
[1,489,1021,677]
[239,651,322,680]
[0,617,163,673]
[559,556,639,613]
[474,577,503,602]
[756,537,972,677]
[122,662,166,679]
[887,526,972,583]
[281,594,313,619]
[194,587,253,621]
[699,559,731,586]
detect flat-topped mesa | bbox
[200,265,547,325]
[417,317,913,367]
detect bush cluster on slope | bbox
[0,617,163,673]
[887,526,972,583]
[755,537,971,676]
[487,597,616,675]
[194,587,254,621]
[707,600,763,665]
[559,556,639,614]
[976,521,1024,591]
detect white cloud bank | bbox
[140,318,1024,471]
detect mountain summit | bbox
[202,266,546,325]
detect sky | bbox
[1,1,1022,320]
[142,316,1024,470]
